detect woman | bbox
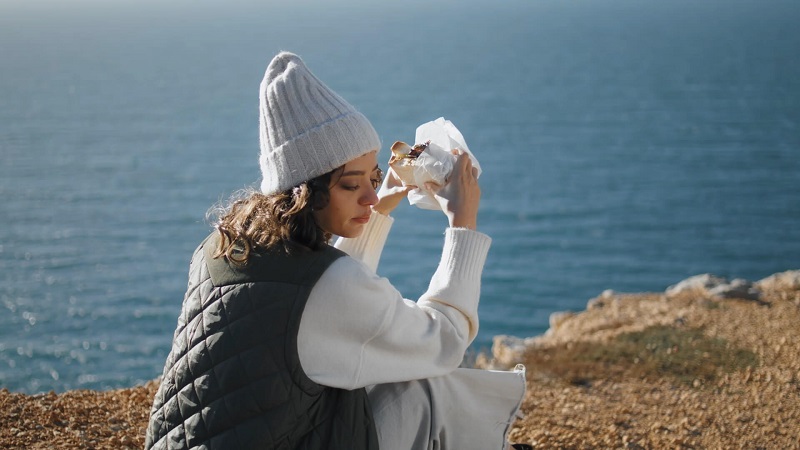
[145,51,526,450]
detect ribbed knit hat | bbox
[258,51,381,194]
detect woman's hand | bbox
[373,167,414,216]
[426,150,481,230]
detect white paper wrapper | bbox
[405,117,481,210]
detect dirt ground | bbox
[1,271,798,449]
[499,270,800,449]
[0,380,157,449]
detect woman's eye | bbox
[371,168,384,190]
[342,184,359,191]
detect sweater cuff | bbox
[334,211,393,272]
[439,228,492,282]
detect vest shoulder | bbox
[200,232,345,287]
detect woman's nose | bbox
[361,187,379,206]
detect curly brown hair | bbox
[208,168,342,265]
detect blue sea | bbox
[1,0,798,394]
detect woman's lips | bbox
[353,214,371,224]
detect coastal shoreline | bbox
[2,270,798,449]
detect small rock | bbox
[587,290,617,309]
[487,335,529,369]
[549,311,575,330]
[587,297,605,310]
[666,274,728,296]
[666,273,762,301]
[757,270,800,291]
[708,278,761,301]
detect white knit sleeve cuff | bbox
[438,228,492,282]
[417,228,492,340]
[333,212,393,272]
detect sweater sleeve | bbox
[332,210,393,272]
[297,227,491,389]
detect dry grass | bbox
[527,325,760,388]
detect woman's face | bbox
[313,151,382,239]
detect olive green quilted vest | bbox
[145,233,379,449]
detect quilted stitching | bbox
[145,236,378,449]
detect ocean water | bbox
[1,0,798,394]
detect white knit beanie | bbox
[258,51,381,194]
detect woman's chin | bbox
[336,224,365,239]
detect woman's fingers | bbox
[455,152,474,179]
[382,167,404,189]
[425,181,442,193]
[374,167,417,216]
[424,149,480,230]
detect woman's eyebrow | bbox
[341,164,380,177]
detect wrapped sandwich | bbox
[388,117,481,210]
[388,140,432,186]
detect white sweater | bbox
[297,212,491,390]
